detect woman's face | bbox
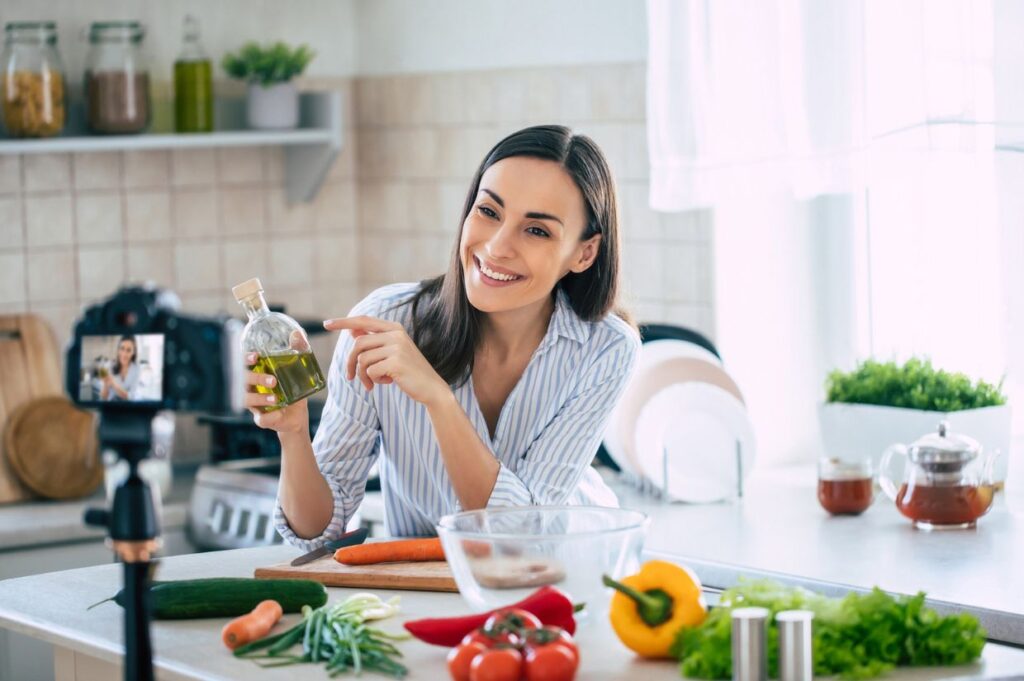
[118,340,134,366]
[459,156,600,315]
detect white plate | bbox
[634,383,756,503]
[603,339,722,474]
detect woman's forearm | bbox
[278,430,336,539]
[426,391,500,510]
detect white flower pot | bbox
[818,402,1013,486]
[246,81,299,130]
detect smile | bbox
[473,255,524,284]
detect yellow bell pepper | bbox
[603,560,708,658]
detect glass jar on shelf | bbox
[173,15,213,133]
[84,21,151,134]
[1,21,66,138]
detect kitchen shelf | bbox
[0,90,343,202]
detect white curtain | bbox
[645,0,1019,465]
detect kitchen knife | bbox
[289,527,369,566]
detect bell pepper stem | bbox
[602,574,673,627]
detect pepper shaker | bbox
[731,607,769,681]
[777,610,814,681]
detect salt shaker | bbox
[731,607,769,681]
[777,610,814,681]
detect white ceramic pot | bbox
[246,81,299,130]
[818,402,1013,486]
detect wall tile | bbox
[77,245,125,299]
[619,182,662,241]
[73,153,121,190]
[621,241,664,301]
[665,303,715,337]
[171,149,217,187]
[0,156,20,194]
[0,196,24,250]
[433,74,468,126]
[663,242,701,303]
[123,150,170,189]
[461,72,497,125]
[264,147,285,184]
[313,181,356,233]
[217,147,265,185]
[26,248,75,302]
[408,181,442,235]
[267,236,314,288]
[75,192,123,246]
[522,70,561,125]
[326,129,357,182]
[438,181,468,236]
[361,182,410,233]
[591,64,645,121]
[0,252,26,305]
[402,129,439,180]
[23,153,71,192]
[25,195,74,248]
[580,123,628,182]
[173,189,219,239]
[28,301,79,350]
[126,243,174,287]
[220,188,266,236]
[222,237,268,291]
[125,191,172,242]
[314,283,361,319]
[174,242,223,293]
[558,66,593,122]
[623,123,649,181]
[314,233,358,283]
[267,191,316,234]
[494,71,528,124]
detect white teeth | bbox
[478,260,520,282]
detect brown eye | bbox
[478,206,498,219]
[527,226,550,238]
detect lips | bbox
[473,255,524,284]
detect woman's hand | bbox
[245,352,309,435]
[325,316,450,406]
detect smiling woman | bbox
[248,124,640,544]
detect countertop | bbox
[1,544,1023,680]
[607,465,1024,645]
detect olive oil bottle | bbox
[232,278,326,409]
[173,15,213,133]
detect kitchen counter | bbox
[608,465,1024,645]
[1,544,1023,680]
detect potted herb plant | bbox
[819,357,1012,487]
[222,41,314,130]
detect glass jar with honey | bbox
[818,457,874,515]
[879,421,999,530]
[232,278,326,409]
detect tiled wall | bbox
[351,63,715,335]
[0,78,360,353]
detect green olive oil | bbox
[173,15,213,133]
[252,351,326,409]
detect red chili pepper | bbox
[404,586,577,646]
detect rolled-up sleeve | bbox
[274,306,383,551]
[486,331,640,508]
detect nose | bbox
[485,222,517,260]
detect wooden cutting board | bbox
[0,314,64,503]
[255,554,458,592]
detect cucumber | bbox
[91,578,328,620]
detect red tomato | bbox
[524,626,579,666]
[469,647,523,681]
[484,608,543,635]
[448,641,488,681]
[462,627,520,649]
[524,644,577,681]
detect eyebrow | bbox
[480,188,564,226]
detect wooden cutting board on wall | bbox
[255,556,458,592]
[0,314,65,503]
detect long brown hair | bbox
[408,124,629,385]
[115,335,137,375]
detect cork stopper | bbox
[231,278,263,302]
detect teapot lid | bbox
[909,421,981,465]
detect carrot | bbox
[334,537,445,565]
[221,599,283,651]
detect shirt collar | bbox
[543,287,589,347]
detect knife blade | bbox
[289,526,369,567]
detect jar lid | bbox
[5,21,58,43]
[908,421,980,465]
[88,21,144,43]
[232,278,264,302]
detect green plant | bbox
[222,42,315,85]
[825,357,1006,411]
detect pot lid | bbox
[909,420,980,465]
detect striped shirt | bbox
[274,282,640,549]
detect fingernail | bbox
[323,320,331,328]
[266,395,276,404]
[265,376,275,387]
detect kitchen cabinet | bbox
[0,91,342,202]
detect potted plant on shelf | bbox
[819,357,1012,489]
[222,41,315,130]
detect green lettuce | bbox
[670,580,986,679]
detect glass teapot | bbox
[879,421,999,530]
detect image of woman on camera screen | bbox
[246,125,639,546]
[101,335,141,402]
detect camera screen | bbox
[78,334,165,403]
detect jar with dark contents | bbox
[1,22,66,137]
[84,21,150,134]
[817,457,874,515]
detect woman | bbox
[248,125,640,546]
[102,335,140,401]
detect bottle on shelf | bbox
[232,278,326,409]
[173,15,213,133]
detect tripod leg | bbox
[123,559,155,681]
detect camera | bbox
[65,284,245,415]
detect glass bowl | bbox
[437,506,649,631]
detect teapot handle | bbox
[878,444,908,502]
